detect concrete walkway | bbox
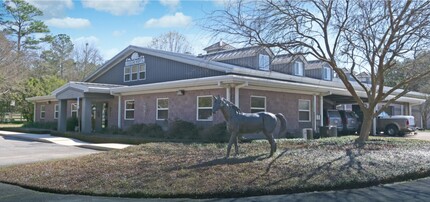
[0,130,131,151]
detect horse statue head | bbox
[212,95,224,114]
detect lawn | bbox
[1,136,430,198]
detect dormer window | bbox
[259,54,270,70]
[323,66,332,80]
[124,64,146,82]
[293,60,304,76]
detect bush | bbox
[142,124,164,138]
[167,120,198,139]
[22,121,57,130]
[124,123,165,138]
[66,117,79,131]
[199,122,230,143]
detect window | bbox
[259,54,270,70]
[156,98,168,120]
[71,103,78,118]
[124,64,146,82]
[124,100,135,120]
[197,96,213,121]
[131,65,138,80]
[293,60,304,76]
[139,64,146,80]
[323,66,331,80]
[54,104,59,119]
[299,99,311,122]
[40,105,46,119]
[251,96,266,113]
[124,66,131,81]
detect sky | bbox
[22,0,229,60]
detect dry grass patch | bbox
[1,136,430,198]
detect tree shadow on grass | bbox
[185,154,267,170]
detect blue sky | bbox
[25,0,228,60]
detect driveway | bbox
[0,135,99,167]
[404,131,430,141]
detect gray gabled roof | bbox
[203,40,236,53]
[200,46,274,61]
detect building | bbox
[27,42,427,135]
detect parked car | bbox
[323,109,343,132]
[338,110,360,135]
[376,111,416,136]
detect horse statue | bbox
[212,95,287,158]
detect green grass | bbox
[1,136,430,198]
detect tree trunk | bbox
[356,116,374,143]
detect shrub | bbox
[22,121,57,130]
[125,124,145,135]
[124,123,165,138]
[199,122,230,143]
[167,120,198,139]
[66,117,79,131]
[142,124,164,138]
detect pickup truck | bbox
[376,112,416,136]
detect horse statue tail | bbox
[276,113,287,137]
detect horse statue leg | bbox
[226,132,237,158]
[234,135,239,156]
[264,131,277,157]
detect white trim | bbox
[124,100,135,120]
[197,95,213,121]
[71,103,78,117]
[40,105,46,119]
[156,98,169,120]
[118,96,122,128]
[54,104,59,119]
[323,66,331,80]
[293,60,304,76]
[250,96,266,113]
[298,99,311,122]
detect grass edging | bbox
[1,137,430,198]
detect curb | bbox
[0,132,129,151]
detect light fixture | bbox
[177,90,185,96]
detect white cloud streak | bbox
[81,0,148,16]
[144,12,192,28]
[45,17,91,29]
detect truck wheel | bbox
[385,125,399,136]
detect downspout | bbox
[118,95,122,128]
[313,95,317,131]
[234,82,248,107]
[33,102,36,122]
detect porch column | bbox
[81,97,93,133]
[58,99,67,132]
[94,103,103,131]
[313,95,317,131]
[319,95,324,127]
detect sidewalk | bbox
[0,130,131,151]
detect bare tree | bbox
[148,31,193,53]
[0,32,26,94]
[73,42,103,81]
[204,0,430,142]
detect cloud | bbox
[160,0,180,9]
[82,0,148,16]
[144,12,192,28]
[45,17,91,29]
[102,48,121,60]
[112,30,126,37]
[130,36,153,47]
[26,0,73,18]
